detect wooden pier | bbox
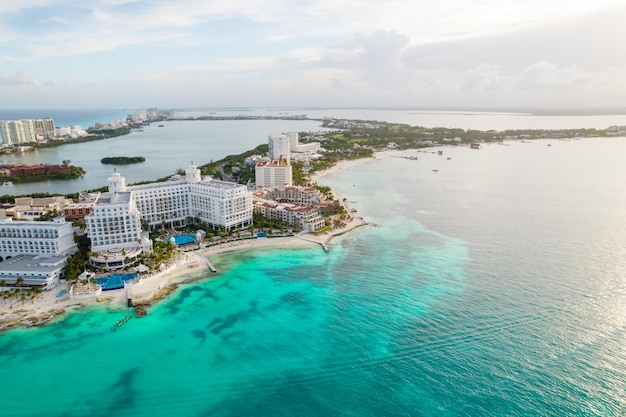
[126,287,133,307]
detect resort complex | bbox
[0,129,338,304]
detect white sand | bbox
[0,213,367,331]
[310,148,423,182]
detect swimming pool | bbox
[96,273,137,291]
[171,234,195,245]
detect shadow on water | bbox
[207,302,258,335]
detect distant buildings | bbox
[0,118,55,144]
[268,133,292,161]
[256,131,323,188]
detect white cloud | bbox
[2,1,626,108]
[0,70,35,86]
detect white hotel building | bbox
[86,165,252,270]
[0,217,76,261]
[86,165,253,266]
[126,164,253,232]
[0,217,77,288]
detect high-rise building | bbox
[0,118,55,144]
[255,159,293,188]
[268,133,291,162]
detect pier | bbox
[206,259,217,273]
[298,236,330,252]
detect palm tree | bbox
[15,277,24,288]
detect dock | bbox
[126,287,133,307]
[206,259,217,273]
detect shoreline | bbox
[0,204,367,333]
[310,148,424,182]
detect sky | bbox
[1,0,626,110]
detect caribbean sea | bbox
[1,135,625,416]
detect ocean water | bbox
[0,109,131,128]
[1,136,625,416]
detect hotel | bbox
[85,164,253,270]
[126,164,253,232]
[255,158,293,188]
[252,199,325,233]
[0,217,77,288]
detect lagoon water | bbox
[1,124,626,415]
[1,107,625,195]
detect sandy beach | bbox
[310,148,423,182]
[0,196,368,332]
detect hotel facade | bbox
[125,164,253,232]
[85,165,253,270]
[0,217,77,288]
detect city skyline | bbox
[2,1,626,110]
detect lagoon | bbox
[1,108,625,195]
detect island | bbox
[101,156,146,165]
[0,163,85,183]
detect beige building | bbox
[255,159,293,188]
[253,199,325,232]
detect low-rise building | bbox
[0,217,77,288]
[63,203,94,220]
[253,199,325,232]
[0,217,77,261]
[254,186,324,206]
[0,254,67,289]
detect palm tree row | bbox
[0,279,44,309]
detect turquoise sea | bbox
[1,133,626,416]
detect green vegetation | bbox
[0,280,44,308]
[29,126,131,150]
[198,143,269,183]
[0,165,85,183]
[63,234,91,284]
[101,156,146,165]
